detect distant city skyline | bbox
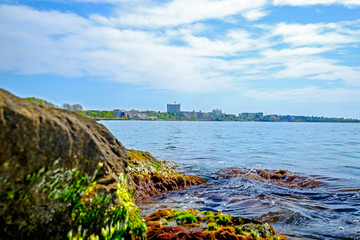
[1,1,360,118]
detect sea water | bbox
[101,120,360,240]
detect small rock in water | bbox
[339,227,344,231]
[357,230,360,233]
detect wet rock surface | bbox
[145,209,287,240]
[128,149,206,202]
[218,168,323,189]
[0,89,146,239]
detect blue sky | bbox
[1,0,360,118]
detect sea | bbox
[100,120,360,240]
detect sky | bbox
[0,0,360,118]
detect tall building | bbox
[113,109,127,118]
[167,103,181,113]
[211,109,222,116]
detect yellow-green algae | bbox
[127,149,179,177]
[0,160,146,240]
[145,209,285,240]
[127,149,206,203]
[67,173,146,239]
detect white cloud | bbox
[242,9,269,21]
[91,0,269,27]
[1,3,360,100]
[0,4,234,93]
[309,66,360,86]
[244,87,360,103]
[273,0,360,7]
[272,22,357,46]
[181,29,271,57]
[248,48,360,86]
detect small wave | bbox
[217,168,324,189]
[165,145,177,150]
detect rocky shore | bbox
[145,209,287,240]
[0,89,287,239]
[128,149,206,203]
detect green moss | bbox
[150,163,160,171]
[26,166,46,186]
[203,211,232,225]
[241,223,277,239]
[41,167,90,203]
[66,173,146,240]
[169,209,200,225]
[249,231,259,238]
[1,160,146,240]
[147,209,283,240]
[207,223,218,231]
[1,184,15,200]
[115,173,147,238]
[128,150,146,161]
[216,213,232,225]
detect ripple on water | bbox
[138,168,360,240]
[101,121,360,239]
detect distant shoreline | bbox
[95,118,360,123]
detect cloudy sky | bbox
[1,0,360,118]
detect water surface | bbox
[101,120,360,239]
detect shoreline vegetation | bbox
[93,116,360,123]
[23,96,360,123]
[1,89,288,239]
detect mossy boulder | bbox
[0,89,146,239]
[128,149,206,202]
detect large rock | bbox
[0,89,146,239]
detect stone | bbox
[128,149,206,202]
[0,89,146,239]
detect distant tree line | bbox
[143,111,360,122]
[79,110,115,119]
[23,97,360,122]
[23,97,57,108]
[61,103,83,112]
[23,97,115,119]
[23,97,83,113]
[144,111,185,121]
[258,115,360,122]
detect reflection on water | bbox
[101,121,360,239]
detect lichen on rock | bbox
[127,149,206,202]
